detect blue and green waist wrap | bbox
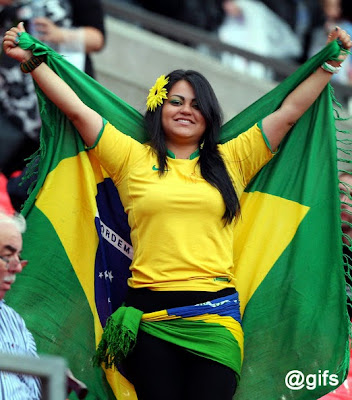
[94,292,243,380]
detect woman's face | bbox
[161,80,206,149]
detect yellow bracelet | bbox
[20,55,46,74]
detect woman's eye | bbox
[192,103,199,109]
[170,99,182,105]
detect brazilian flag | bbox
[6,33,350,399]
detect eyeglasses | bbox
[0,255,28,270]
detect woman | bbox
[2,22,352,400]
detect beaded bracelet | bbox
[20,55,46,74]
[320,61,342,74]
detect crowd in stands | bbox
[118,0,352,82]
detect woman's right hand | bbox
[3,22,32,63]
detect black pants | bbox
[123,330,237,400]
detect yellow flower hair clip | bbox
[146,75,169,112]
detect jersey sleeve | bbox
[90,120,147,185]
[220,123,275,189]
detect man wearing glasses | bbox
[0,211,41,399]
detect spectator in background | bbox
[137,0,225,32]
[0,261,4,285]
[136,0,225,45]
[0,210,89,398]
[0,0,105,210]
[0,211,41,399]
[309,0,352,85]
[259,0,323,62]
[133,0,186,23]
[0,211,9,284]
[218,0,303,79]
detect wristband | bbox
[320,61,342,74]
[20,55,46,73]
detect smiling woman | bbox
[144,69,240,227]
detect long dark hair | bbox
[144,69,240,224]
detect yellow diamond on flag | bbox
[233,191,310,312]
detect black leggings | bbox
[122,330,237,400]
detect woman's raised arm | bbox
[2,22,102,147]
[262,27,352,151]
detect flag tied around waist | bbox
[6,33,351,399]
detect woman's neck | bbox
[166,143,199,159]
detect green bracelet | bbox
[20,55,46,73]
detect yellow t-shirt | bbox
[92,121,274,291]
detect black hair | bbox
[144,69,240,224]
